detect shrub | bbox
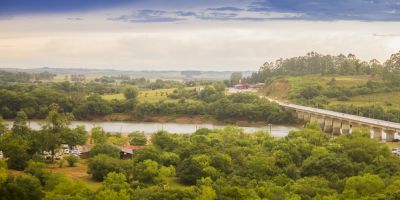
[64,155,79,167]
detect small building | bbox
[78,144,146,159]
[234,84,249,90]
[116,145,146,159]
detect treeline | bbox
[284,78,400,122]
[3,123,400,199]
[75,86,290,123]
[0,71,55,82]
[246,51,400,84]
[0,81,290,123]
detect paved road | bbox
[266,97,400,130]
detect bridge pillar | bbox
[385,130,396,142]
[372,127,382,141]
[349,122,361,133]
[324,118,333,133]
[341,121,351,134]
[303,112,311,123]
[310,114,318,124]
[332,119,342,136]
[317,117,325,130]
[296,111,304,122]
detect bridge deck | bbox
[277,102,400,130]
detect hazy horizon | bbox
[1,0,400,70]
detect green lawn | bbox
[330,91,400,109]
[102,88,175,102]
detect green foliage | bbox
[128,131,147,145]
[90,143,120,158]
[64,155,79,167]
[61,125,88,149]
[88,154,131,181]
[123,86,139,100]
[133,159,165,184]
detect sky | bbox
[1,0,400,71]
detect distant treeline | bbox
[0,71,55,82]
[246,51,400,84]
[0,81,290,123]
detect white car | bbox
[71,149,81,155]
[63,149,70,154]
[392,148,400,156]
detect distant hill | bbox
[0,67,254,80]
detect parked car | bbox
[63,149,70,154]
[392,148,400,156]
[71,149,81,155]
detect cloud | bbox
[249,0,400,21]
[108,9,186,23]
[109,6,301,23]
[67,17,83,21]
[0,0,138,16]
[373,33,400,37]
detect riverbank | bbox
[84,113,288,127]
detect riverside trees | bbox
[1,123,400,199]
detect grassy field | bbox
[329,92,400,109]
[102,88,175,102]
[47,159,102,190]
[265,75,376,100]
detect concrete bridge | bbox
[273,100,400,141]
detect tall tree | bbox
[41,104,73,162]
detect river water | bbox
[6,121,298,137]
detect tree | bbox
[102,172,131,192]
[133,159,164,184]
[7,175,44,200]
[128,131,147,145]
[383,51,400,85]
[1,134,30,170]
[88,154,131,181]
[41,104,73,162]
[44,178,93,200]
[90,143,120,158]
[342,174,385,199]
[61,125,88,150]
[91,127,107,144]
[11,111,29,137]
[123,86,139,99]
[230,72,243,85]
[0,116,8,136]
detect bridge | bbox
[270,98,400,141]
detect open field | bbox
[47,159,102,190]
[329,92,400,109]
[102,88,175,102]
[265,75,376,100]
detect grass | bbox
[330,92,400,109]
[47,159,102,190]
[265,75,376,100]
[102,88,175,102]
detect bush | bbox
[64,155,79,167]
[128,131,147,145]
[90,143,120,158]
[88,154,131,181]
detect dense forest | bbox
[1,108,400,199]
[246,51,400,123]
[246,51,400,84]
[0,79,290,123]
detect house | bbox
[234,84,249,90]
[78,144,146,159]
[116,145,146,159]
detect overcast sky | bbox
[1,0,400,71]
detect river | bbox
[6,121,299,137]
